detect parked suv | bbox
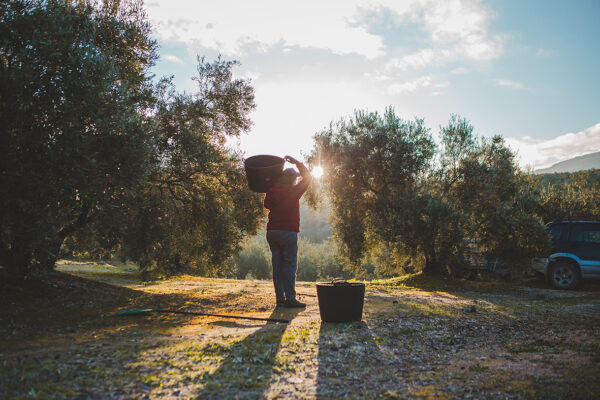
[532,219,600,289]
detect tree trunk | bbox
[422,250,443,275]
[1,204,92,278]
[43,204,91,271]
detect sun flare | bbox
[312,165,324,179]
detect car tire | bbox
[548,261,581,290]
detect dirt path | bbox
[1,264,599,399]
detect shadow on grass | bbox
[0,270,208,348]
[0,271,303,398]
[370,272,600,294]
[196,307,302,399]
[316,321,395,399]
[0,270,223,398]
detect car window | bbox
[549,224,564,241]
[583,224,600,243]
[569,223,600,243]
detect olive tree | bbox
[310,111,550,277]
[308,108,437,272]
[1,0,156,276]
[74,58,265,276]
[1,1,264,278]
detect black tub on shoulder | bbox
[244,155,285,193]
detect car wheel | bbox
[548,261,580,290]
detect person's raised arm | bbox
[285,155,312,196]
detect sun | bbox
[312,165,324,179]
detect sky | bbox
[146,0,600,170]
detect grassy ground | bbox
[1,261,599,399]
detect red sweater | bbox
[264,182,309,232]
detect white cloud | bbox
[506,123,600,169]
[384,0,504,71]
[365,72,393,81]
[421,0,487,42]
[163,54,184,64]
[146,0,385,59]
[387,76,448,94]
[386,48,451,70]
[388,76,432,94]
[451,67,469,74]
[147,0,503,65]
[496,79,526,89]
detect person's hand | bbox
[284,155,300,164]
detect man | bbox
[264,155,312,308]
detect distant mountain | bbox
[535,152,600,174]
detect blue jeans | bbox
[266,230,298,303]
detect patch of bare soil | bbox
[1,265,599,399]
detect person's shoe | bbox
[283,299,306,308]
[276,302,285,307]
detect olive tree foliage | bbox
[445,133,550,272]
[117,59,264,276]
[537,170,600,222]
[0,0,156,276]
[309,111,550,277]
